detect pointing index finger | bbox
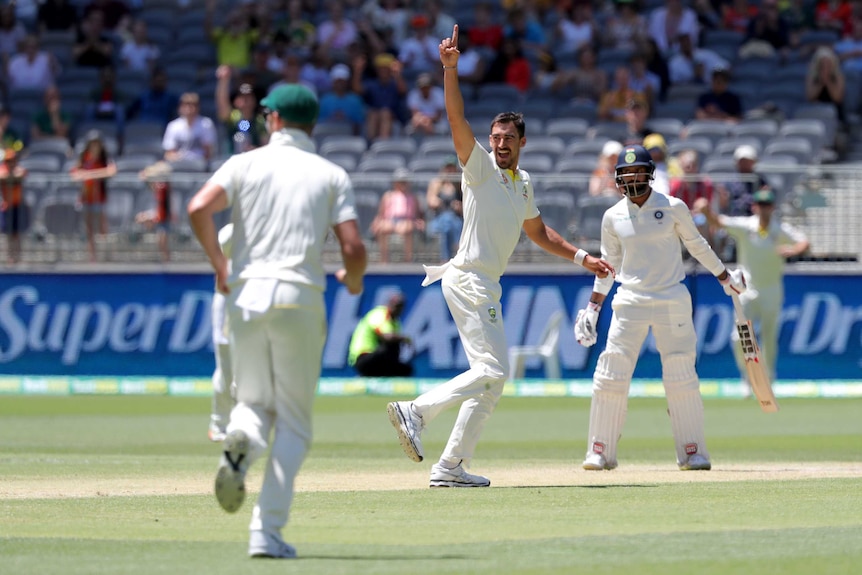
[452,24,458,45]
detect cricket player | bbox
[188,84,367,559]
[694,188,809,386]
[574,144,746,471]
[387,24,615,488]
[209,223,235,442]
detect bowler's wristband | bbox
[573,249,588,266]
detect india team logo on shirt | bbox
[654,210,664,220]
[487,307,497,323]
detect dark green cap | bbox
[753,188,775,204]
[261,84,319,125]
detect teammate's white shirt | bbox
[720,215,807,290]
[208,128,357,290]
[594,190,724,296]
[451,140,540,279]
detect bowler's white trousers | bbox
[414,265,508,467]
[227,281,326,538]
[587,283,709,466]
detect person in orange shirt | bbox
[0,149,28,264]
[70,130,116,261]
[137,161,173,262]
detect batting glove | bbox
[719,268,747,296]
[574,302,601,347]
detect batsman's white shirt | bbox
[719,215,807,294]
[593,190,725,297]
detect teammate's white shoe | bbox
[215,429,249,513]
[208,421,227,442]
[582,452,618,470]
[248,531,297,559]
[429,461,490,488]
[387,401,424,462]
[679,453,712,471]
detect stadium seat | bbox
[518,153,555,173]
[645,117,685,141]
[319,136,368,157]
[523,136,566,157]
[325,153,358,172]
[357,156,406,173]
[713,137,763,158]
[681,120,732,147]
[666,136,713,157]
[19,155,63,173]
[763,138,814,164]
[544,118,589,141]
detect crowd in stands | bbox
[1,0,860,264]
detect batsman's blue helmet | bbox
[615,144,655,198]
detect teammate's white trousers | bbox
[414,266,508,467]
[586,284,709,466]
[226,282,325,538]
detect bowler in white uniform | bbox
[387,24,615,488]
[188,84,367,559]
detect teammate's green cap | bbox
[753,188,775,204]
[261,84,319,125]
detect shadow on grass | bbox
[505,484,656,489]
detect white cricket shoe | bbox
[387,401,424,462]
[248,531,297,559]
[429,461,490,488]
[215,429,249,513]
[208,421,227,442]
[679,453,712,471]
[582,452,618,470]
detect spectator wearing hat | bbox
[643,133,674,196]
[162,92,218,164]
[348,292,414,377]
[695,67,743,122]
[70,130,117,262]
[425,156,463,262]
[318,63,366,135]
[399,14,440,75]
[0,149,28,265]
[351,51,407,140]
[721,144,767,217]
[371,167,424,263]
[589,140,624,197]
[406,73,445,135]
[31,85,74,144]
[215,65,267,155]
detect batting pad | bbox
[587,352,633,464]
[663,353,709,464]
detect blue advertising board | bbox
[0,272,859,380]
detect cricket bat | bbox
[730,293,779,412]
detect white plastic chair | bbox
[508,310,565,381]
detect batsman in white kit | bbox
[387,24,614,487]
[574,144,747,471]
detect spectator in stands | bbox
[484,37,532,94]
[406,73,445,135]
[627,53,661,108]
[720,144,766,217]
[602,0,648,52]
[0,106,23,152]
[739,0,791,60]
[668,32,729,86]
[670,148,714,244]
[647,0,699,56]
[427,0,457,40]
[70,130,117,262]
[814,0,853,38]
[0,5,27,62]
[805,45,847,151]
[85,66,127,134]
[284,0,316,56]
[556,45,608,104]
[554,2,595,57]
[589,140,624,197]
[468,1,503,52]
[265,31,289,74]
[125,67,180,127]
[399,14,440,75]
[834,15,862,75]
[7,35,60,93]
[598,66,646,122]
[503,6,546,57]
[352,52,406,141]
[782,0,817,41]
[361,0,409,46]
[269,52,318,97]
[120,19,160,73]
[215,65,267,154]
[0,149,28,265]
[622,97,651,144]
[31,85,73,143]
[38,0,80,34]
[316,0,358,60]
[136,161,172,262]
[242,42,280,98]
[162,92,217,164]
[298,43,334,95]
[454,31,486,94]
[643,133,673,196]
[73,9,114,68]
[691,0,722,34]
[371,167,424,264]
[83,0,130,33]
[318,63,366,135]
[641,38,670,102]
[695,67,743,122]
[425,155,463,262]
[206,2,258,69]
[723,0,759,34]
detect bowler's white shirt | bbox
[720,215,807,290]
[209,128,357,290]
[452,140,540,280]
[594,190,724,296]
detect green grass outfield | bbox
[1,395,861,575]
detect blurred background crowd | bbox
[1,0,860,265]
